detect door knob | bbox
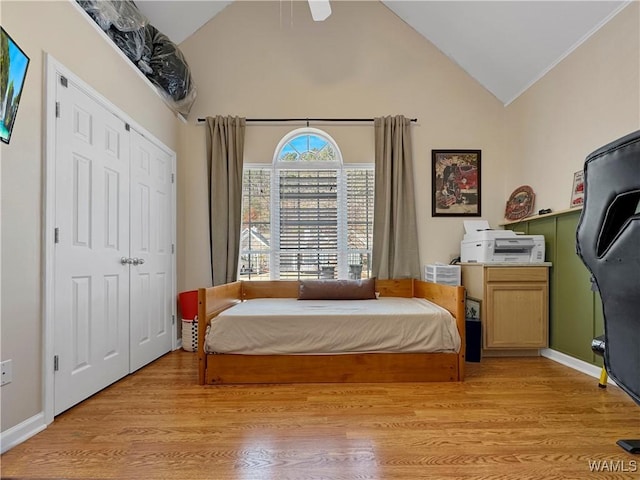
[121,257,133,265]
[132,257,145,265]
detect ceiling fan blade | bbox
[308,0,331,21]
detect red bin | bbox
[178,290,198,321]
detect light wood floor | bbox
[2,352,639,480]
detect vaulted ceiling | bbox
[135,0,630,105]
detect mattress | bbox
[204,297,461,355]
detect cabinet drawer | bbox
[485,267,548,282]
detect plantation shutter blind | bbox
[346,168,374,275]
[278,170,339,278]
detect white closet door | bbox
[129,129,173,372]
[53,77,130,415]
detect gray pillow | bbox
[298,278,376,300]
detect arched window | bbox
[274,128,340,166]
[240,128,374,280]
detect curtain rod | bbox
[196,117,418,123]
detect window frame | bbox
[240,128,373,280]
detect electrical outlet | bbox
[1,359,13,386]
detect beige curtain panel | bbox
[205,115,246,286]
[372,115,420,279]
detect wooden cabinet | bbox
[503,209,604,366]
[461,264,550,354]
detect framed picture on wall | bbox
[432,149,481,217]
[570,170,584,208]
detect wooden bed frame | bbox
[197,279,465,385]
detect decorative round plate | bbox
[505,185,535,221]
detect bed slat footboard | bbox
[206,352,458,384]
[197,282,242,384]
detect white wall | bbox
[176,0,509,292]
[0,0,180,435]
[504,2,640,211]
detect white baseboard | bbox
[541,348,617,387]
[0,412,47,454]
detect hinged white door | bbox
[53,76,130,415]
[129,129,173,372]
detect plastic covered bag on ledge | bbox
[77,0,196,117]
[106,27,146,65]
[77,0,148,64]
[145,25,196,117]
[154,83,197,118]
[77,0,147,32]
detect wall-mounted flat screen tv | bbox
[1,27,30,145]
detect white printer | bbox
[461,220,545,263]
